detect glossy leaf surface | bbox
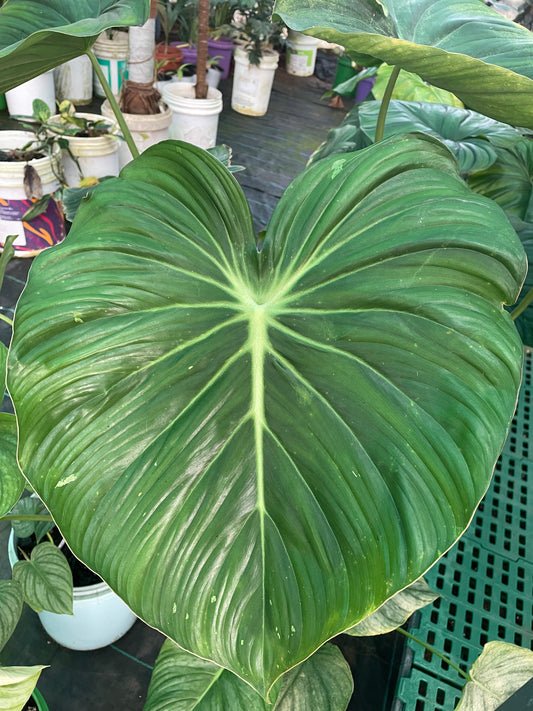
[145,641,352,711]
[347,577,438,636]
[0,414,24,519]
[273,0,533,127]
[0,666,45,711]
[145,641,274,711]
[8,137,526,695]
[456,642,533,710]
[0,0,149,93]
[0,580,23,654]
[373,66,463,108]
[12,542,73,615]
[359,101,522,173]
[469,140,533,220]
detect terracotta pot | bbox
[155,43,183,73]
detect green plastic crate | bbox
[394,349,533,709]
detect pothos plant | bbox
[1,0,533,709]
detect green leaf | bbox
[307,108,372,165]
[273,0,533,128]
[145,640,275,711]
[468,139,533,221]
[12,542,73,615]
[9,496,53,542]
[455,641,533,710]
[7,137,526,695]
[347,578,438,636]
[0,580,24,654]
[145,641,352,711]
[0,235,16,295]
[359,100,522,173]
[272,644,353,711]
[0,0,149,93]
[373,65,463,108]
[31,99,50,124]
[0,414,24,519]
[0,666,46,711]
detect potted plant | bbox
[2,0,533,708]
[155,0,185,72]
[0,112,67,256]
[229,0,283,115]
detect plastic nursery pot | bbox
[5,70,55,117]
[92,30,129,98]
[161,83,223,149]
[54,55,93,105]
[47,113,120,187]
[231,46,280,116]
[333,54,358,98]
[8,530,137,651]
[155,42,184,73]
[101,99,172,168]
[0,131,66,257]
[286,30,320,77]
[208,37,234,79]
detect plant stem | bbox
[375,64,401,143]
[397,627,472,682]
[510,286,533,320]
[0,514,53,522]
[0,312,13,327]
[86,49,139,160]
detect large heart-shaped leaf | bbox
[0,580,24,654]
[0,666,46,711]
[359,101,522,173]
[0,0,149,93]
[273,0,533,128]
[7,137,525,695]
[12,542,73,615]
[0,413,24,519]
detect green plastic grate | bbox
[394,349,533,710]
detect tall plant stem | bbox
[397,627,472,682]
[196,0,210,99]
[510,286,533,320]
[86,49,139,160]
[0,313,13,327]
[375,64,401,142]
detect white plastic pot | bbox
[286,31,319,77]
[161,84,222,149]
[92,30,129,98]
[101,99,172,168]
[5,70,55,117]
[207,66,223,89]
[54,55,93,105]
[8,530,137,651]
[48,113,120,187]
[231,47,279,116]
[0,131,65,257]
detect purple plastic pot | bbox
[171,38,234,79]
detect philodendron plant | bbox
[1,0,533,708]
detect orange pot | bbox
[155,43,184,73]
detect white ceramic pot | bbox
[161,83,223,149]
[286,30,319,77]
[0,131,66,257]
[54,56,93,105]
[5,70,55,117]
[231,47,279,116]
[8,530,137,651]
[101,99,172,168]
[92,30,129,98]
[48,113,120,187]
